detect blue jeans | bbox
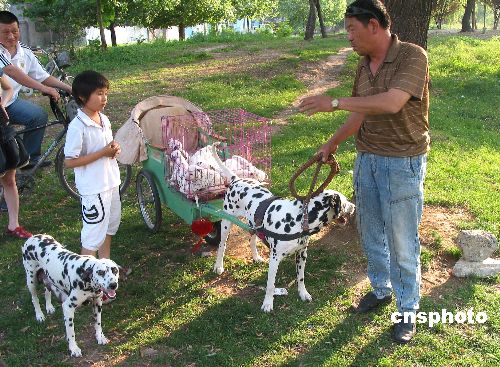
[354,152,427,313]
[6,98,48,162]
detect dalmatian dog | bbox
[22,234,120,357]
[224,155,268,182]
[169,148,225,195]
[211,146,355,312]
[189,144,221,170]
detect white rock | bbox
[457,230,498,262]
[452,258,500,278]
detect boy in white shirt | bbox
[64,71,123,301]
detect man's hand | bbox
[318,140,339,162]
[298,95,335,116]
[102,141,120,158]
[42,86,60,101]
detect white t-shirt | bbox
[64,109,121,196]
[0,42,50,107]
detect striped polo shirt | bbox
[353,34,430,157]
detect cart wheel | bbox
[204,220,222,247]
[136,170,162,232]
[56,146,132,200]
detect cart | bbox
[127,96,272,247]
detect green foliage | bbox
[274,21,294,37]
[232,0,278,20]
[277,0,347,32]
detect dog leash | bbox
[251,153,340,246]
[289,153,340,232]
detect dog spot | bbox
[284,224,291,233]
[276,205,282,212]
[269,205,275,213]
[296,214,303,222]
[275,221,281,229]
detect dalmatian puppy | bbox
[170,149,225,195]
[22,234,120,357]
[189,144,221,170]
[223,155,268,182]
[211,146,355,312]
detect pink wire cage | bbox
[161,109,272,201]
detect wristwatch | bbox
[331,98,340,110]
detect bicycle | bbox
[0,90,132,207]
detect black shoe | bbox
[353,291,392,313]
[0,199,6,212]
[392,320,416,344]
[21,160,52,170]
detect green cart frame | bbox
[136,143,252,246]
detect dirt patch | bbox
[273,47,352,124]
[216,204,474,298]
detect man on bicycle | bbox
[0,11,72,169]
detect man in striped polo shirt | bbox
[299,0,429,343]
[0,11,72,169]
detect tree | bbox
[432,0,463,29]
[232,0,277,30]
[279,0,345,35]
[384,0,433,49]
[461,0,476,31]
[484,0,500,29]
[11,0,130,47]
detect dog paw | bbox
[213,265,224,275]
[261,301,274,313]
[46,305,56,315]
[253,255,265,263]
[299,290,313,302]
[69,345,82,357]
[96,333,109,345]
[35,313,46,322]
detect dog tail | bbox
[210,144,239,181]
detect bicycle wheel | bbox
[56,146,133,200]
[136,170,162,232]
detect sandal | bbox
[5,226,33,239]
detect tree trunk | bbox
[96,0,107,50]
[384,0,433,49]
[179,23,186,40]
[315,0,327,38]
[494,6,499,30]
[462,0,475,32]
[108,22,117,47]
[472,4,477,29]
[304,0,316,40]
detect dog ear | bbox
[330,193,341,217]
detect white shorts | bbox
[81,186,121,251]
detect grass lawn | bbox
[0,32,498,366]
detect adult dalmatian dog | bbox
[22,234,119,357]
[210,146,355,312]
